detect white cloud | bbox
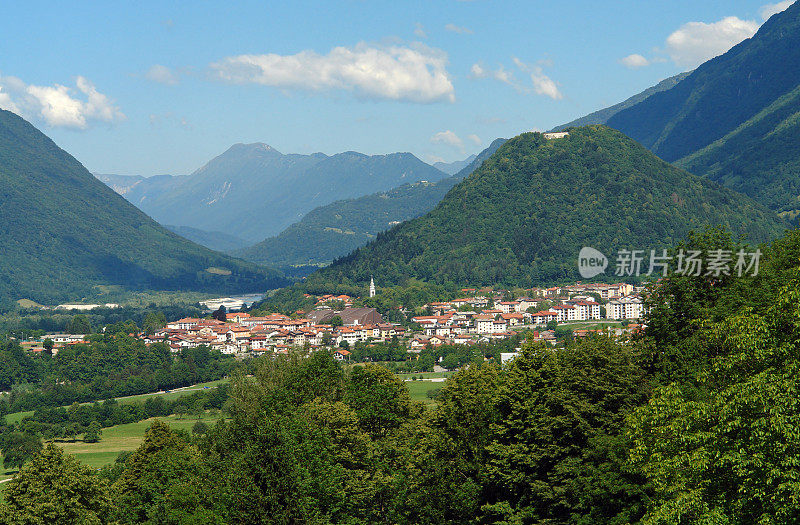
[466,134,481,146]
[619,54,650,69]
[470,62,515,85]
[512,57,563,100]
[665,16,759,69]
[430,130,464,149]
[145,64,179,85]
[760,1,794,20]
[414,22,427,38]
[210,42,455,104]
[0,74,125,129]
[445,23,473,34]
[471,58,562,100]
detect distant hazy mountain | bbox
[0,110,286,305]
[237,138,506,267]
[433,154,477,175]
[164,225,250,252]
[305,127,785,289]
[552,71,691,131]
[100,144,448,244]
[605,2,800,213]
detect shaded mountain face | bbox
[0,109,286,305]
[603,2,800,213]
[305,127,785,290]
[103,143,448,243]
[553,71,691,131]
[236,138,506,267]
[164,225,250,252]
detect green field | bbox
[58,414,222,469]
[0,413,222,489]
[406,380,444,405]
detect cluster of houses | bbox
[145,309,405,357]
[405,282,644,348]
[34,281,647,358]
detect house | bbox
[497,301,520,314]
[474,315,495,334]
[500,313,525,326]
[409,337,429,351]
[333,349,351,361]
[167,318,201,330]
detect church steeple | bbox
[369,276,376,298]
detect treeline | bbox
[4,384,229,443]
[0,305,203,337]
[0,335,237,413]
[348,334,525,373]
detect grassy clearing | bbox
[58,413,222,469]
[0,413,222,489]
[406,380,443,405]
[3,411,34,426]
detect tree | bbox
[346,364,411,438]
[212,305,227,322]
[629,282,800,524]
[329,315,343,328]
[63,422,81,442]
[174,404,188,420]
[320,331,333,346]
[67,314,91,335]
[142,311,167,336]
[192,421,209,436]
[0,432,42,470]
[42,338,54,355]
[113,420,219,524]
[0,443,113,524]
[482,336,649,523]
[84,421,102,443]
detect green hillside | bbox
[675,84,800,214]
[237,139,506,267]
[0,110,286,305]
[305,126,785,289]
[607,1,800,164]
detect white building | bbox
[606,297,645,320]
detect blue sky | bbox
[0,0,793,175]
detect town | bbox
[40,280,647,361]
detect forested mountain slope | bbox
[305,126,785,289]
[0,110,285,305]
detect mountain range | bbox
[305,126,785,290]
[236,139,506,267]
[604,0,800,214]
[101,144,449,244]
[0,109,286,305]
